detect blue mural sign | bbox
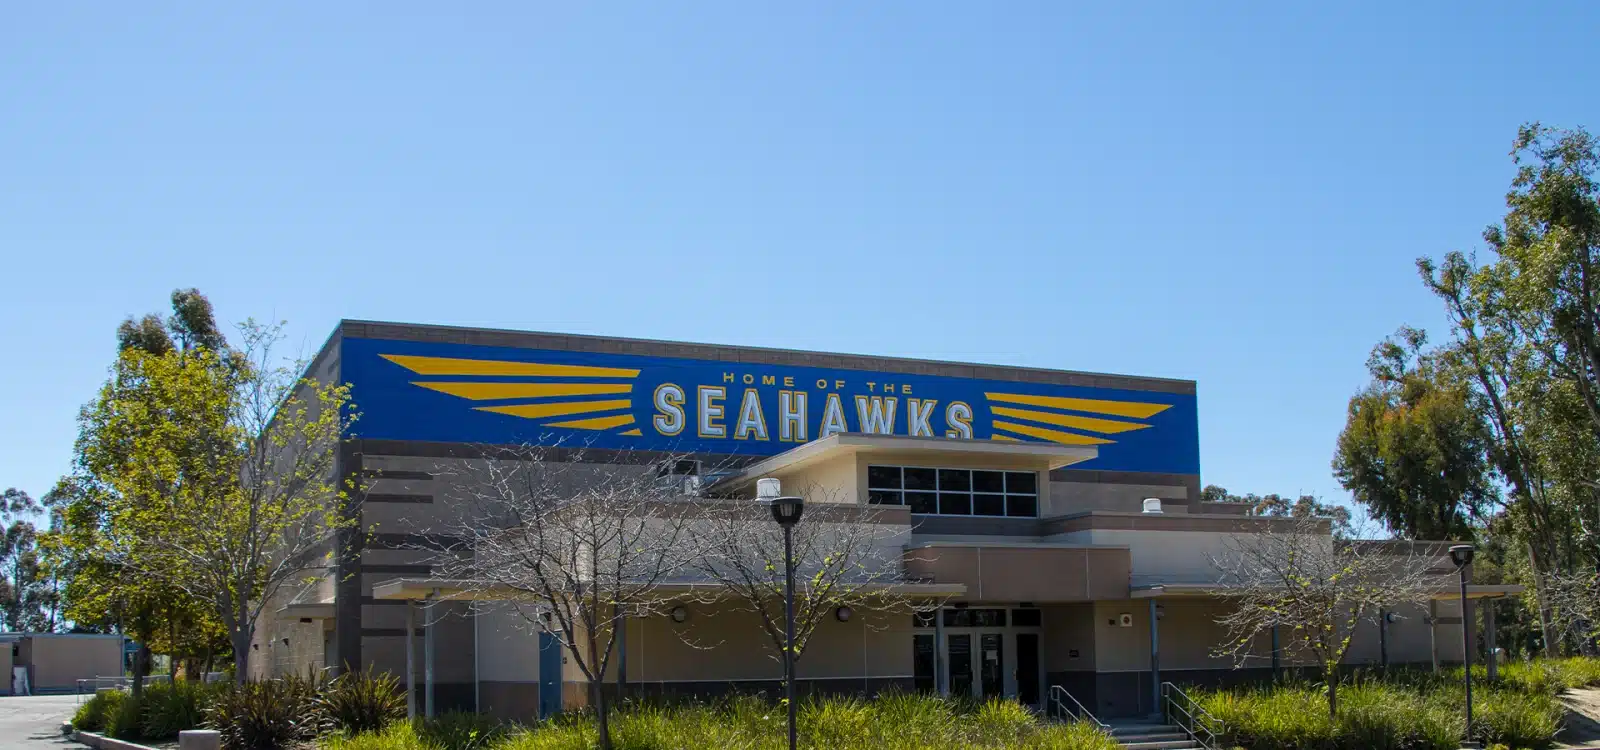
[341,337,1200,474]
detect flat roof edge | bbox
[335,319,1197,393]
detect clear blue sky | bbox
[4,3,1597,515]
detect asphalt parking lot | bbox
[0,694,81,748]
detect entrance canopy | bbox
[370,577,968,602]
[1129,582,1525,599]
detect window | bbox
[867,465,1040,518]
[943,608,1007,628]
[912,608,1040,628]
[913,634,935,693]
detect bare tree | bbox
[1211,517,1439,717]
[424,445,710,750]
[1545,570,1600,654]
[688,486,930,676]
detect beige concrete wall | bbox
[254,615,332,679]
[537,600,913,695]
[1047,481,1188,516]
[1042,604,1096,672]
[1092,600,1290,674]
[1059,528,1335,589]
[766,453,861,504]
[1087,597,1458,676]
[26,636,124,692]
[906,544,1130,602]
[475,604,541,683]
[608,602,911,683]
[249,564,335,679]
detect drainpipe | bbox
[934,605,947,697]
[425,590,437,718]
[473,603,481,712]
[406,602,416,720]
[1148,599,1160,716]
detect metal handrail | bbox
[1161,681,1222,750]
[1048,685,1107,730]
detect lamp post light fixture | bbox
[761,478,805,750]
[1449,544,1476,743]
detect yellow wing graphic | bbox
[381,353,641,435]
[983,391,1170,446]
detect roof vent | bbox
[1141,498,1164,515]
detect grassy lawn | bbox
[1191,658,1600,750]
[321,694,1118,750]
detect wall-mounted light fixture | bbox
[671,606,689,624]
[835,606,854,623]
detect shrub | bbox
[321,721,436,750]
[416,711,511,750]
[322,667,407,735]
[443,692,1116,750]
[106,688,147,740]
[1197,684,1337,750]
[965,697,1037,745]
[208,674,329,750]
[1192,667,1576,750]
[1468,688,1564,750]
[72,689,124,733]
[141,680,224,740]
[1025,720,1121,750]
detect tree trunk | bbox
[1527,542,1558,657]
[168,618,180,682]
[592,680,612,750]
[1327,671,1339,718]
[232,629,252,684]
[131,643,150,698]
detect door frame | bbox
[940,626,1044,707]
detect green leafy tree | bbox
[56,290,334,690]
[1332,327,1497,541]
[1415,124,1600,655]
[1200,485,1353,536]
[95,320,357,683]
[0,489,51,631]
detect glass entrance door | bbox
[917,607,1044,706]
[978,633,1005,699]
[948,634,974,698]
[1015,633,1040,706]
[945,631,1008,699]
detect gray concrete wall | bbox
[25,635,123,692]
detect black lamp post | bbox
[763,479,805,750]
[1449,544,1476,743]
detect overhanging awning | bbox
[1130,582,1525,600]
[709,433,1098,493]
[370,577,966,602]
[278,602,335,620]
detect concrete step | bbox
[1104,725,1199,750]
[1106,723,1181,735]
[1112,732,1190,742]
[1116,740,1199,750]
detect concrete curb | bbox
[71,730,163,750]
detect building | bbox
[0,633,126,695]
[255,320,1517,720]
